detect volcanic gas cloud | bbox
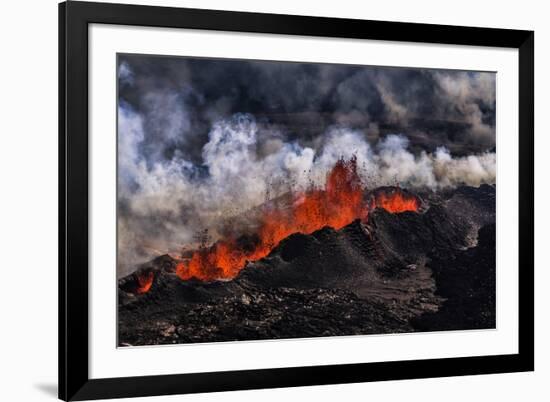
[171,157,420,283]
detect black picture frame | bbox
[59,1,534,400]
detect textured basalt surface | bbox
[118,185,495,346]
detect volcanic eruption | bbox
[117,54,496,347]
[118,179,495,346]
[117,146,494,347]
[163,157,420,282]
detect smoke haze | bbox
[117,54,496,276]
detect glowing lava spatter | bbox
[136,271,154,294]
[370,187,421,213]
[172,157,420,283]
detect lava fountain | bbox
[173,157,421,283]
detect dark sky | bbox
[118,54,496,166]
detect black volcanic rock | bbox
[119,287,411,345]
[118,185,496,346]
[412,223,496,331]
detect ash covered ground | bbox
[118,184,495,346]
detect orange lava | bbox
[172,157,421,283]
[136,271,154,294]
[177,157,367,281]
[371,188,421,213]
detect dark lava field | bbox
[118,185,496,346]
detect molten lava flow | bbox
[177,157,366,281]
[371,188,420,213]
[176,158,420,282]
[136,271,154,294]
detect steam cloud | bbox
[117,55,496,276]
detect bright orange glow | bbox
[174,158,421,282]
[136,271,154,294]
[371,188,421,213]
[177,157,367,281]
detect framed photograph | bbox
[59,1,534,400]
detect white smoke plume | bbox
[117,109,495,276]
